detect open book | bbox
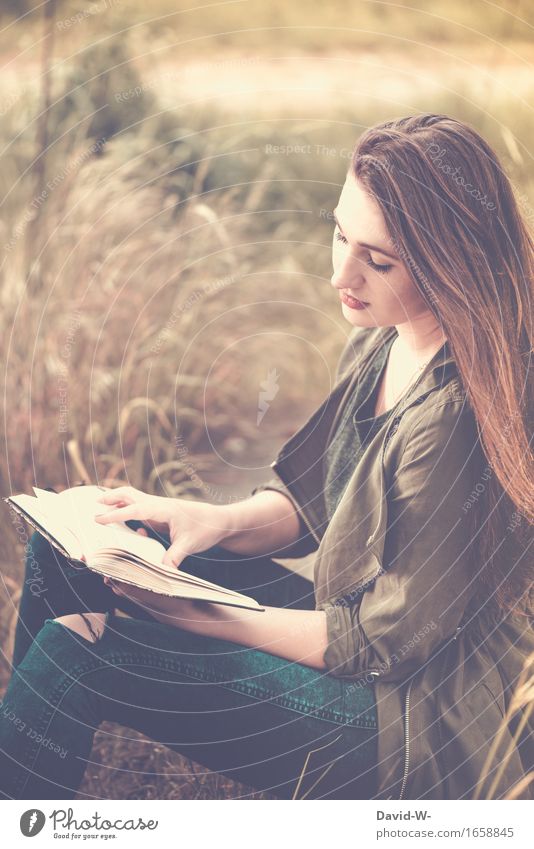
[4,485,264,612]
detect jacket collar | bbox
[328,325,458,444]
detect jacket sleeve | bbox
[249,477,319,558]
[319,397,484,681]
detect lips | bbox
[339,290,368,309]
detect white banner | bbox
[2,799,533,848]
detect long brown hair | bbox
[351,114,533,615]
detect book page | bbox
[96,548,245,596]
[89,557,264,611]
[7,494,83,558]
[31,486,166,564]
[7,486,263,610]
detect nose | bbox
[331,243,366,290]
[330,264,365,292]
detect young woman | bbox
[1,113,532,801]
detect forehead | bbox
[336,172,390,244]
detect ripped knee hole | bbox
[53,612,108,643]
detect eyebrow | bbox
[332,209,398,261]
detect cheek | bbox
[380,269,415,302]
[379,273,430,322]
[399,274,429,309]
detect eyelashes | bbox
[367,259,393,273]
[334,230,393,274]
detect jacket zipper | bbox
[398,677,414,800]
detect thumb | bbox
[162,542,187,570]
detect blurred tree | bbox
[2,0,30,13]
[51,37,157,146]
[25,0,56,294]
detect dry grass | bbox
[0,37,345,799]
[2,1,531,58]
[474,651,534,801]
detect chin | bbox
[341,304,376,326]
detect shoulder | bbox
[385,379,484,472]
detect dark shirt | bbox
[323,333,400,522]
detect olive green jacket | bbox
[252,324,534,800]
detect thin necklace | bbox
[384,341,437,408]
[389,359,431,406]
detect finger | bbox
[109,580,148,606]
[103,576,124,596]
[162,543,186,569]
[136,528,148,537]
[107,578,127,596]
[95,505,141,524]
[96,486,137,503]
[97,498,129,507]
[96,490,132,505]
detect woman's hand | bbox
[95,486,235,569]
[103,571,329,670]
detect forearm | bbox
[219,490,303,556]
[153,598,329,669]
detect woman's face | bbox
[330,172,431,328]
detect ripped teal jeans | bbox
[0,529,378,800]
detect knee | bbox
[10,616,108,728]
[53,613,108,644]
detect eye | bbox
[366,258,393,274]
[334,228,393,273]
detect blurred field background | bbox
[0,0,533,799]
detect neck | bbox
[393,314,447,360]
